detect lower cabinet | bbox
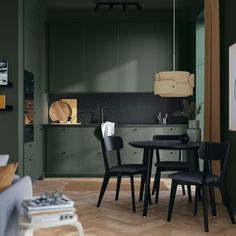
[46,125,187,177]
[46,127,104,176]
[24,142,36,179]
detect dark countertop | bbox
[42,123,187,128]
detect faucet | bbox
[96,104,104,123]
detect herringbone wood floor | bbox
[32,178,236,236]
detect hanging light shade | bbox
[154,0,195,97]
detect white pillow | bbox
[0,154,9,167]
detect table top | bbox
[129,140,201,150]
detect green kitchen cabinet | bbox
[24,142,36,179]
[118,23,153,92]
[46,127,104,176]
[49,23,85,92]
[23,0,46,180]
[46,125,187,177]
[84,23,119,92]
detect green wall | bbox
[0,0,24,175]
[220,0,236,210]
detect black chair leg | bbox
[209,186,216,216]
[97,174,110,207]
[130,175,136,212]
[115,176,122,201]
[181,185,186,195]
[139,172,145,201]
[219,184,235,224]
[152,169,158,195]
[187,185,192,203]
[167,180,178,222]
[202,186,209,232]
[194,186,199,215]
[154,171,161,203]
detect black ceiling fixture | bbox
[94,1,142,11]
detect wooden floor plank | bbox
[32,178,236,236]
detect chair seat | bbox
[155,161,191,171]
[110,164,146,174]
[169,171,220,184]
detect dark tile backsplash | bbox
[48,93,189,124]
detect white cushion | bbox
[0,155,9,167]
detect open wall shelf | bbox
[0,105,13,111]
[0,82,13,111]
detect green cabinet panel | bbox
[118,23,153,92]
[46,127,104,176]
[24,142,37,179]
[84,23,119,92]
[152,23,172,73]
[49,23,84,92]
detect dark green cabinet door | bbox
[46,127,104,176]
[152,23,172,74]
[118,23,153,92]
[84,23,119,92]
[49,23,85,92]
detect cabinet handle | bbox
[132,128,137,131]
[28,158,32,161]
[61,128,66,131]
[60,152,66,155]
[170,152,173,154]
[169,128,173,131]
[28,144,32,147]
[133,152,137,155]
[97,152,101,155]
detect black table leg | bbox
[139,149,148,201]
[193,148,202,200]
[193,149,199,171]
[143,148,153,216]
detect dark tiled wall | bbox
[49,93,188,124]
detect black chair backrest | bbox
[153,135,182,162]
[199,142,230,183]
[103,136,123,151]
[153,135,181,142]
[100,136,123,172]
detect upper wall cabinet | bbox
[49,23,85,92]
[48,22,173,93]
[84,23,119,92]
[118,23,153,92]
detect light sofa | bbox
[0,155,32,236]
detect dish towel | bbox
[101,122,115,138]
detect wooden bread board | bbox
[49,100,72,122]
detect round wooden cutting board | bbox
[49,100,72,122]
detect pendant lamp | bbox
[153,0,195,97]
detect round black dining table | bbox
[129,140,201,216]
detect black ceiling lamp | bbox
[94,1,142,11]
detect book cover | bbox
[22,194,74,211]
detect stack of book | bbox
[22,194,76,223]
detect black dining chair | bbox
[167,141,235,232]
[152,134,192,203]
[96,135,147,212]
